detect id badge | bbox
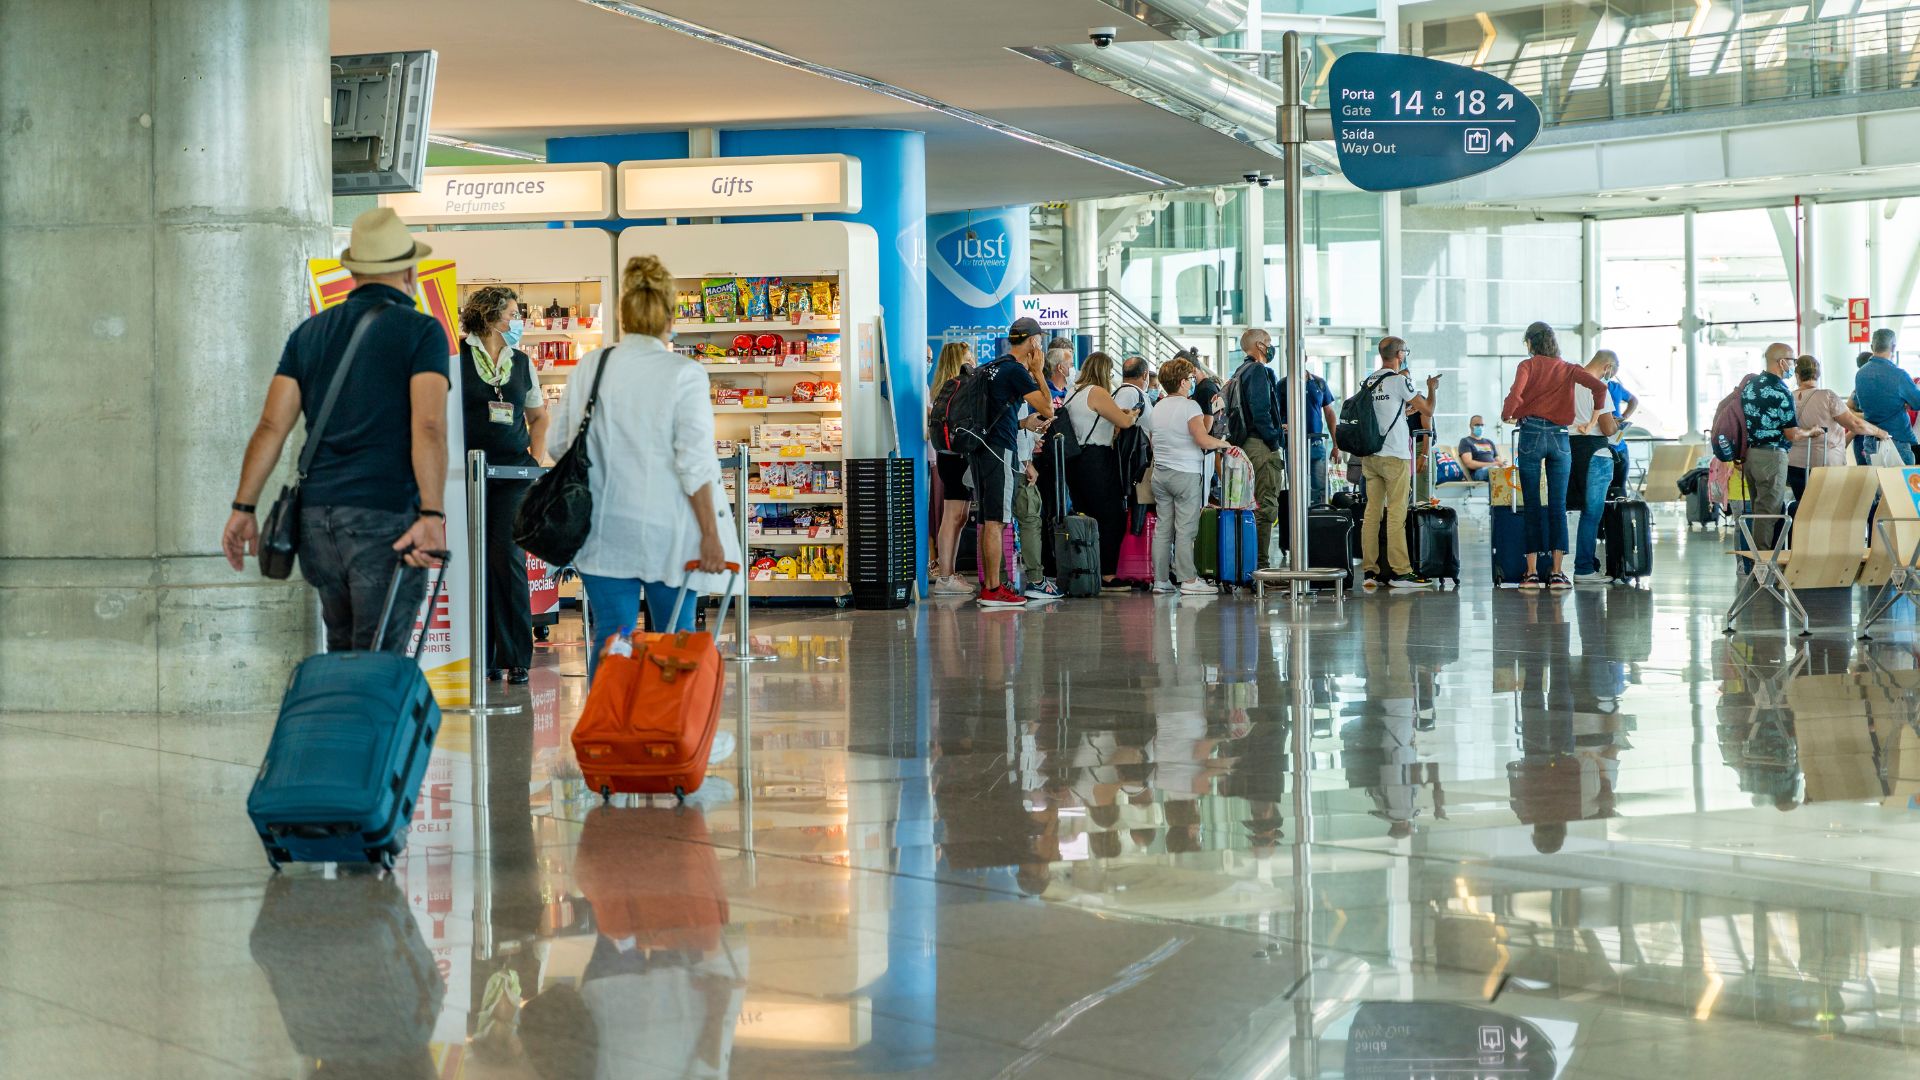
[488,401,514,425]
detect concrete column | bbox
[1242,181,1266,330]
[1062,199,1100,290]
[0,0,332,711]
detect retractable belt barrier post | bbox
[725,448,776,664]
[465,449,530,716]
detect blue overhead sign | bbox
[1326,53,1542,193]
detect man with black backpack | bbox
[1340,337,1439,589]
[954,316,1054,608]
[1226,328,1285,570]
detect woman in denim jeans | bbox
[1501,323,1612,591]
[1569,355,1621,583]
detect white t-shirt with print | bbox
[1366,368,1416,460]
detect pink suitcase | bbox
[1116,512,1157,585]
[973,521,1021,591]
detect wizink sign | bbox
[927,206,1030,336]
[1013,292,1075,331]
[618,154,862,218]
[381,164,613,225]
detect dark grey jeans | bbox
[298,505,426,653]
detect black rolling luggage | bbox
[1407,504,1461,587]
[1604,498,1654,582]
[1307,509,1355,580]
[1055,513,1101,597]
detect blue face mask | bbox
[503,319,525,348]
[1472,424,1485,437]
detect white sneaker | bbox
[931,574,975,596]
[1151,581,1176,594]
[1178,579,1216,596]
[1574,571,1611,586]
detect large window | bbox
[1262,189,1384,330]
[1116,190,1245,326]
[1598,216,1687,438]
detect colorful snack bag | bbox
[676,290,703,321]
[827,281,840,315]
[768,277,786,317]
[809,280,832,316]
[701,278,737,322]
[746,278,771,320]
[788,282,811,317]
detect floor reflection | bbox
[209,537,1920,1076]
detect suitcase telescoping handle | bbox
[372,549,452,658]
[664,560,743,634]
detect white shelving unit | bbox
[621,221,879,602]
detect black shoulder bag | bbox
[513,348,611,567]
[258,303,392,579]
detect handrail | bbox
[1060,286,1186,363]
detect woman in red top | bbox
[1500,322,1611,590]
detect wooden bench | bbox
[1641,443,1703,504]
[1724,465,1879,635]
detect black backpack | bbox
[1335,371,1396,458]
[1224,358,1264,446]
[938,357,1018,455]
[1046,387,1092,463]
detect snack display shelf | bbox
[675,319,839,334]
[730,492,841,504]
[740,450,842,463]
[713,402,842,414]
[521,328,602,339]
[748,578,849,598]
[700,362,841,375]
[749,535,844,546]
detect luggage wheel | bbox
[674,786,687,804]
[600,784,612,804]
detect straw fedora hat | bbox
[339,207,432,275]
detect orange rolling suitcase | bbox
[572,561,738,803]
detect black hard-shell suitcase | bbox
[1054,513,1101,597]
[1604,498,1654,581]
[249,874,444,1071]
[1407,504,1461,586]
[1307,509,1355,580]
[247,555,449,870]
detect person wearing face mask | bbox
[1456,416,1501,481]
[1739,342,1824,552]
[459,286,550,684]
[221,208,449,653]
[1146,357,1245,595]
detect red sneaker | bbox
[976,585,1028,608]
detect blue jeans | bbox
[1308,435,1330,507]
[1516,418,1572,562]
[1573,450,1613,575]
[580,573,697,681]
[1855,435,1917,466]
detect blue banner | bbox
[926,206,1028,349]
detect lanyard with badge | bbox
[468,334,516,426]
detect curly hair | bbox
[459,286,519,337]
[1523,321,1560,359]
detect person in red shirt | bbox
[1500,322,1611,590]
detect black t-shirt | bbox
[459,338,539,465]
[274,283,450,513]
[982,356,1041,453]
[1193,376,1222,420]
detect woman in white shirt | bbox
[547,256,737,677]
[1567,354,1620,583]
[1062,351,1140,591]
[1145,357,1243,595]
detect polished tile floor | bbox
[8,510,1920,1077]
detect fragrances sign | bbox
[382,163,614,225]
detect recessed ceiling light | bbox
[575,0,1174,187]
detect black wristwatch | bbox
[418,508,445,520]
[232,501,256,514]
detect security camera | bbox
[1257,175,1273,187]
[1089,26,1117,47]
[1243,172,1261,184]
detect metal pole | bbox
[465,450,523,715]
[1287,622,1318,1077]
[1683,208,1701,435]
[1282,32,1311,594]
[725,448,775,663]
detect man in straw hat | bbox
[221,207,451,653]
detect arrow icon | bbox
[1511,1028,1529,1050]
[1495,132,1515,152]
[1498,93,1515,109]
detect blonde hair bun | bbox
[620,254,675,336]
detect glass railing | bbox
[1216,10,1920,127]
[1461,9,1920,126]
